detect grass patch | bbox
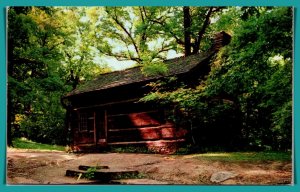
[185,151,292,162]
[110,146,151,154]
[11,137,65,151]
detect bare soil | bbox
[6,148,292,185]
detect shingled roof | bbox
[65,50,215,97]
[65,32,231,97]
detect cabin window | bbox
[79,112,95,132]
[79,113,88,131]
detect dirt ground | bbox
[6,148,292,185]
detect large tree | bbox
[57,7,110,90]
[93,6,222,64]
[7,7,64,145]
[209,7,293,150]
[7,7,109,145]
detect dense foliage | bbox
[7,7,109,145]
[8,7,65,145]
[141,7,293,151]
[8,6,293,151]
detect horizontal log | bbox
[108,124,173,132]
[108,139,186,154]
[107,110,160,118]
[66,169,85,177]
[78,165,109,170]
[108,139,185,146]
[66,169,139,181]
[108,125,186,142]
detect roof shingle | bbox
[65,50,215,97]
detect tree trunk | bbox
[183,6,192,56]
[192,8,213,54]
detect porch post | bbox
[104,110,108,142]
[93,111,96,144]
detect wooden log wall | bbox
[71,103,188,154]
[106,109,188,153]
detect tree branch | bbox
[149,39,173,62]
[149,19,185,45]
[192,7,214,54]
[183,6,192,56]
[138,6,148,48]
[99,49,141,63]
[110,8,141,60]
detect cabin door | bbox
[74,111,95,144]
[96,110,107,145]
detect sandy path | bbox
[6,149,292,185]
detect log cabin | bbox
[62,31,231,153]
